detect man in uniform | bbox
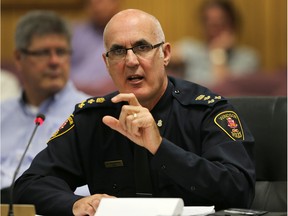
[14,9,255,216]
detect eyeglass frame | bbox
[105,41,164,60]
[19,48,72,60]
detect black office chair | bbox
[228,96,287,212]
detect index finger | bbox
[111,93,141,106]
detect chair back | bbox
[228,96,287,212]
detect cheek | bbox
[62,63,70,78]
[106,69,122,89]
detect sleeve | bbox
[13,114,85,216]
[151,101,255,209]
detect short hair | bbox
[15,10,71,50]
[200,0,241,32]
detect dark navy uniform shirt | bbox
[14,77,255,215]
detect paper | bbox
[181,206,215,216]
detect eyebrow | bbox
[109,39,151,50]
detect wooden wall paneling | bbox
[1,0,287,72]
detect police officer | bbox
[14,9,255,216]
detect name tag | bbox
[104,160,124,168]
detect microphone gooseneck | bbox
[8,114,45,216]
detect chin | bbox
[47,84,65,94]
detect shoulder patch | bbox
[48,114,74,142]
[214,111,245,141]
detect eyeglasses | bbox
[105,42,164,61]
[20,48,72,61]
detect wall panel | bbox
[1,0,287,72]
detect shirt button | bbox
[174,90,180,94]
[112,183,118,189]
[161,165,166,169]
[190,186,196,191]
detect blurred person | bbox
[173,0,260,87]
[211,68,287,96]
[0,10,91,203]
[0,69,21,101]
[14,9,255,215]
[70,0,122,96]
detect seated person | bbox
[1,10,90,202]
[173,0,260,87]
[14,9,255,216]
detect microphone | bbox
[8,113,45,216]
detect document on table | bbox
[181,206,215,216]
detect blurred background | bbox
[1,0,287,97]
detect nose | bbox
[125,49,139,67]
[48,51,62,64]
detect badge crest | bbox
[214,111,244,141]
[48,114,75,142]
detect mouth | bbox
[127,75,144,82]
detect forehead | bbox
[105,14,157,47]
[28,34,69,48]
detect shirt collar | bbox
[19,81,75,116]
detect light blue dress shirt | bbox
[1,81,89,190]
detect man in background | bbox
[1,10,90,202]
[172,0,260,87]
[70,0,122,96]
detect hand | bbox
[209,30,236,50]
[72,194,115,216]
[102,93,162,154]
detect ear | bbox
[102,53,110,68]
[14,50,23,71]
[162,43,171,66]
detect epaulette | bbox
[192,94,226,106]
[169,76,227,107]
[173,91,226,107]
[74,96,115,114]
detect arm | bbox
[151,101,255,209]
[103,93,255,209]
[13,113,115,216]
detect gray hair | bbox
[15,10,71,50]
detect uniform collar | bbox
[150,78,174,134]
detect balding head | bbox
[103,9,165,49]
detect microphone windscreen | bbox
[35,113,45,125]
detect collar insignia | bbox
[157,119,163,127]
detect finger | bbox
[73,202,95,216]
[86,203,96,216]
[118,105,141,131]
[131,118,141,136]
[125,113,135,133]
[102,116,128,137]
[90,198,100,212]
[111,93,141,106]
[118,105,130,131]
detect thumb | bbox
[102,116,127,137]
[102,116,118,131]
